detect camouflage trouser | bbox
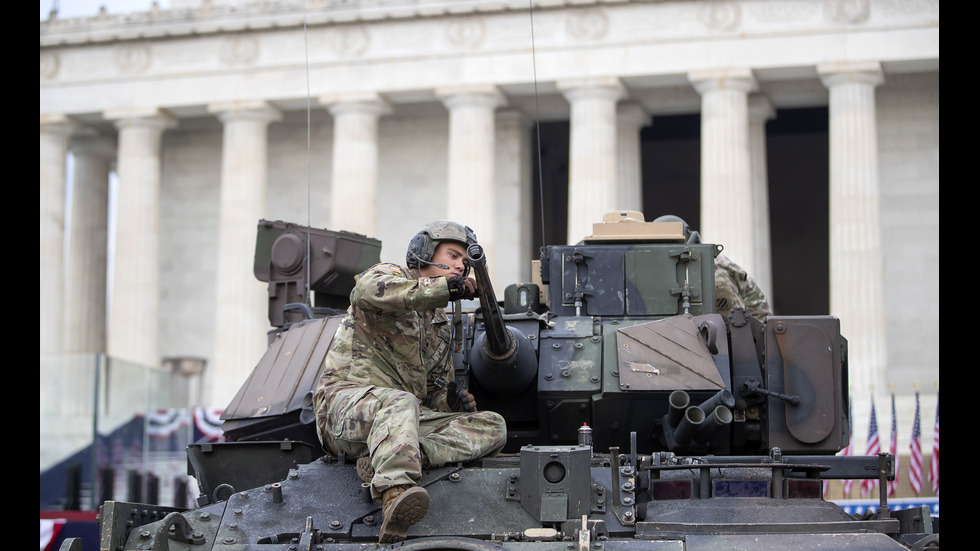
[315,384,507,501]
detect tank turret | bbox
[77,214,936,551]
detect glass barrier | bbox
[40,354,216,511]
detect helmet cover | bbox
[406,220,477,274]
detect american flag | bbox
[861,398,880,497]
[888,393,899,497]
[842,398,854,498]
[930,395,939,496]
[909,392,922,495]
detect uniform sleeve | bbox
[714,255,772,321]
[351,264,452,313]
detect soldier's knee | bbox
[481,411,507,448]
[370,389,422,425]
[371,388,420,408]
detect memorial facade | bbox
[41,0,938,440]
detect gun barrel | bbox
[467,244,513,357]
[465,244,537,398]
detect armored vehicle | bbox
[68,214,938,551]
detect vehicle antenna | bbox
[302,0,313,308]
[527,0,548,248]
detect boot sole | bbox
[356,457,374,483]
[379,487,430,543]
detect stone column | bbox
[104,108,175,369]
[558,77,624,244]
[63,134,114,354]
[207,100,282,407]
[818,61,886,397]
[40,114,76,356]
[689,68,758,274]
[748,95,775,305]
[437,85,504,276]
[617,101,650,214]
[495,108,533,284]
[320,93,391,237]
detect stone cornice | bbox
[40,0,632,47]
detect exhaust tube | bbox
[668,390,691,428]
[698,388,735,416]
[693,406,733,444]
[673,406,705,446]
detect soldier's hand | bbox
[447,275,480,301]
[446,381,478,412]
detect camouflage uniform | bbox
[714,254,772,322]
[313,263,507,501]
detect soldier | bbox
[713,253,772,322]
[651,215,772,322]
[312,221,507,543]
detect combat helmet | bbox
[406,220,477,275]
[652,214,701,244]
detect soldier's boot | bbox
[357,452,428,484]
[378,485,429,543]
[356,457,374,483]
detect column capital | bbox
[40,113,80,137]
[817,61,884,88]
[208,100,283,123]
[617,101,651,129]
[556,76,625,102]
[688,67,758,94]
[436,84,505,110]
[748,95,775,123]
[69,134,116,158]
[319,92,392,117]
[104,107,177,131]
[496,107,532,127]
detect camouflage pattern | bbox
[714,253,772,322]
[313,262,506,501]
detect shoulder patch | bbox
[375,264,404,277]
